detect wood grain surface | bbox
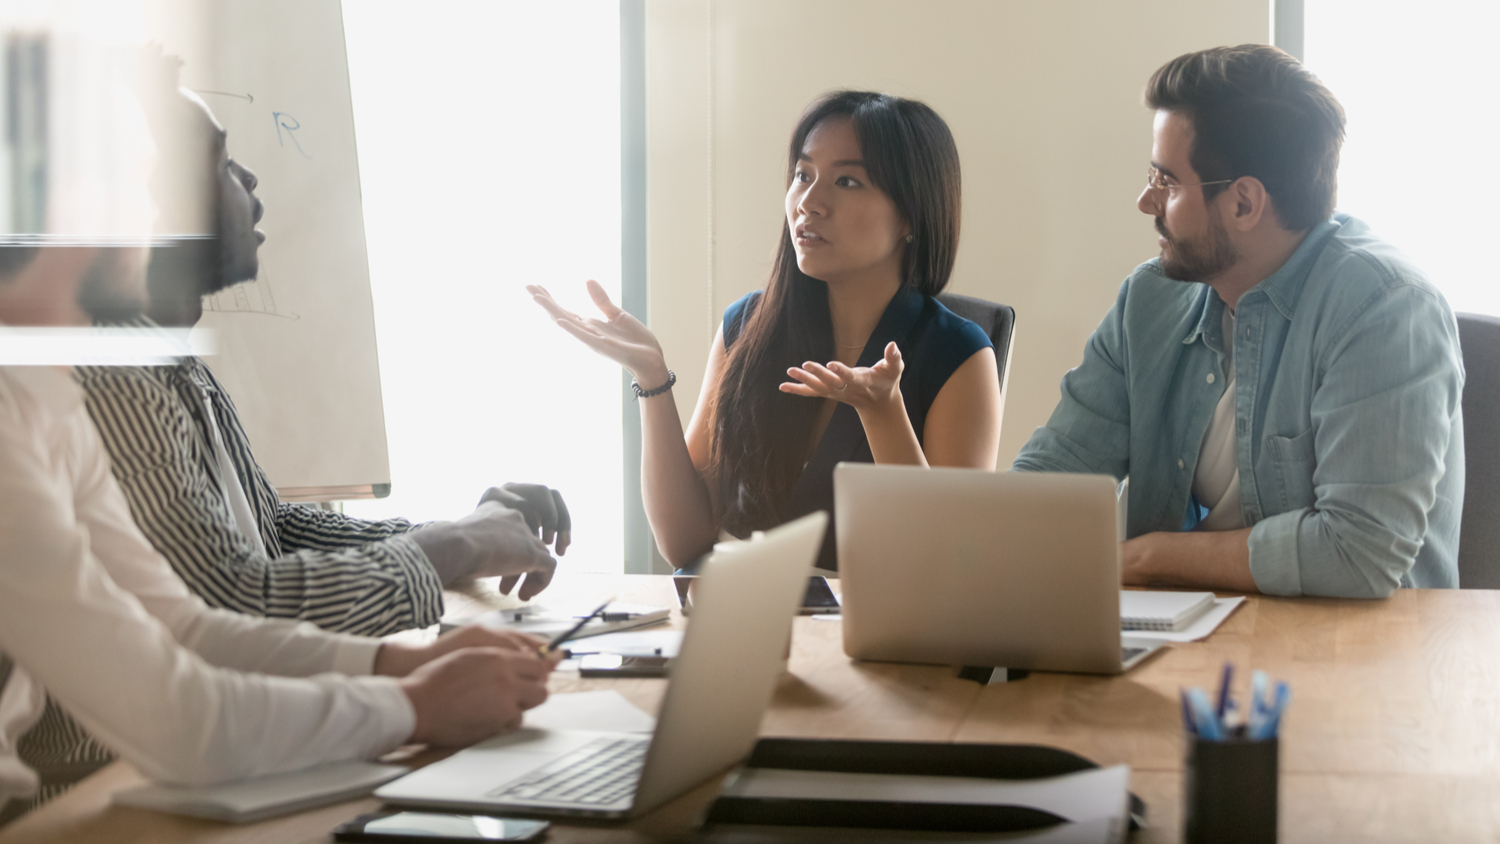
[4,576,1498,843]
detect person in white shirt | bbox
[0,242,561,823]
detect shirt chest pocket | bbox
[1257,427,1317,513]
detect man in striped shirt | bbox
[76,57,569,640]
[0,51,562,823]
[0,242,560,824]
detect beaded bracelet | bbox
[631,369,676,399]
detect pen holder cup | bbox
[1183,734,1278,844]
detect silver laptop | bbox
[375,511,826,819]
[834,464,1161,675]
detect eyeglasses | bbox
[1145,166,1236,195]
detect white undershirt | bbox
[1191,307,1246,531]
[193,382,267,557]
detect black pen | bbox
[538,597,615,657]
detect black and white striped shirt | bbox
[74,317,444,636]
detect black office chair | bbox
[936,292,1016,395]
[1457,313,1500,588]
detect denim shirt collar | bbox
[1179,214,1345,348]
[1181,286,1225,352]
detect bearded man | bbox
[1013,45,1464,598]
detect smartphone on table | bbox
[673,575,839,615]
[578,653,672,677]
[333,810,548,842]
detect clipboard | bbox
[696,739,1144,838]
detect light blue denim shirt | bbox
[1014,214,1464,597]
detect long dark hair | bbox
[708,90,962,537]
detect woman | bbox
[530,90,1001,571]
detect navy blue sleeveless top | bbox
[721,287,993,571]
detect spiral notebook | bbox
[1119,591,1215,632]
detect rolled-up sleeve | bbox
[1248,284,1463,598]
[1014,279,1132,478]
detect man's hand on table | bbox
[382,627,563,746]
[374,625,549,677]
[1121,527,1258,592]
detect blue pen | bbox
[1188,688,1224,740]
[1181,689,1197,736]
[1252,682,1290,740]
[1215,662,1234,722]
[1259,682,1292,740]
[1248,670,1269,738]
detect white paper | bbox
[456,602,670,640]
[112,760,408,823]
[567,628,684,658]
[522,690,656,734]
[1021,817,1125,844]
[1121,596,1244,643]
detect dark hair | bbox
[707,90,962,538]
[1145,45,1345,231]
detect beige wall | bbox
[645,0,1267,463]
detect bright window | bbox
[340,2,623,572]
[1304,1,1500,315]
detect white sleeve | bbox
[0,403,414,786]
[69,412,385,677]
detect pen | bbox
[538,597,615,657]
[1187,687,1223,740]
[1254,682,1292,740]
[1185,668,1289,742]
[1215,662,1234,722]
[1248,670,1269,738]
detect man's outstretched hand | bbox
[480,483,571,598]
[409,483,571,599]
[409,504,554,599]
[480,483,571,556]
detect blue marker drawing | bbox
[272,112,312,159]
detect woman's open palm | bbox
[528,281,665,380]
[781,341,905,412]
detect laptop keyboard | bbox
[486,736,649,807]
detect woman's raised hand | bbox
[528,281,669,385]
[780,341,905,412]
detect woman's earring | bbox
[905,234,914,243]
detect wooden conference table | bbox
[5,574,1500,843]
